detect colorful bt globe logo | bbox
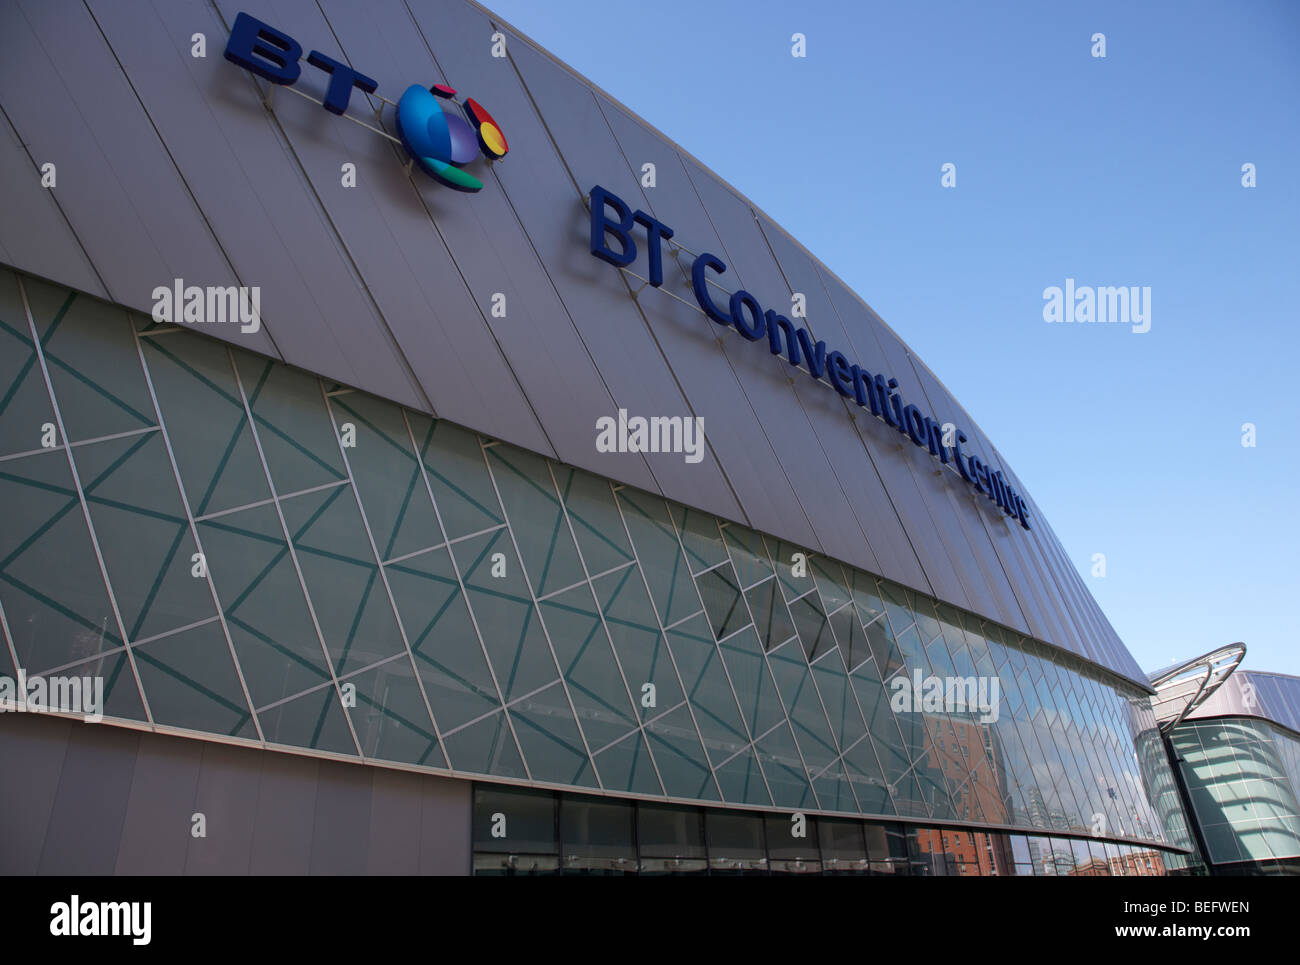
[395,84,508,193]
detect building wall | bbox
[1170,716,1300,871]
[0,0,1142,685]
[1187,671,1300,734]
[0,711,470,875]
[0,266,1192,857]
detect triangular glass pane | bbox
[713,745,772,807]
[386,544,499,731]
[441,709,526,778]
[410,415,503,540]
[664,612,749,766]
[696,562,749,641]
[133,620,254,737]
[139,333,269,517]
[198,504,332,708]
[508,682,596,788]
[754,720,815,810]
[591,565,684,717]
[0,450,124,673]
[593,728,663,796]
[717,626,785,738]
[616,488,698,627]
[644,704,718,802]
[486,445,585,598]
[328,392,441,562]
[234,351,345,496]
[344,656,445,768]
[280,485,405,677]
[452,527,559,702]
[74,432,214,642]
[258,684,357,756]
[552,467,633,575]
[539,583,638,751]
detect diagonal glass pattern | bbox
[0,266,1194,855]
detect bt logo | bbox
[223,12,508,192]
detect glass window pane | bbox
[473,785,556,854]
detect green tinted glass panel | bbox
[486,445,585,598]
[768,641,839,772]
[645,704,718,801]
[593,728,663,796]
[616,489,698,627]
[665,612,750,764]
[829,603,866,671]
[671,502,727,574]
[717,626,785,738]
[280,485,404,676]
[591,565,684,716]
[74,432,214,642]
[0,450,124,673]
[410,415,503,539]
[140,332,270,517]
[754,720,814,809]
[539,583,638,751]
[713,745,772,807]
[344,657,444,768]
[60,648,146,722]
[811,761,858,815]
[25,283,154,443]
[0,268,56,459]
[508,682,595,788]
[812,557,851,613]
[864,615,903,678]
[723,525,774,590]
[386,545,499,733]
[132,620,254,738]
[197,503,331,708]
[452,527,558,702]
[812,649,868,752]
[442,710,527,779]
[696,563,749,642]
[329,392,442,561]
[552,467,633,576]
[746,576,796,652]
[790,591,833,662]
[258,683,356,755]
[842,735,894,815]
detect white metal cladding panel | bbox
[403,0,662,489]
[816,268,982,611]
[679,157,883,562]
[0,0,1150,689]
[489,35,742,519]
[1,1,275,349]
[83,0,404,383]
[1187,672,1300,734]
[902,356,1061,641]
[0,108,104,298]
[595,101,816,540]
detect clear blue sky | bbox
[483,0,1300,677]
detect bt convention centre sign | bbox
[589,185,1033,532]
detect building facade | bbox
[1163,671,1300,875]
[0,0,1200,874]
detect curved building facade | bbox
[0,0,1197,875]
[1163,671,1300,874]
